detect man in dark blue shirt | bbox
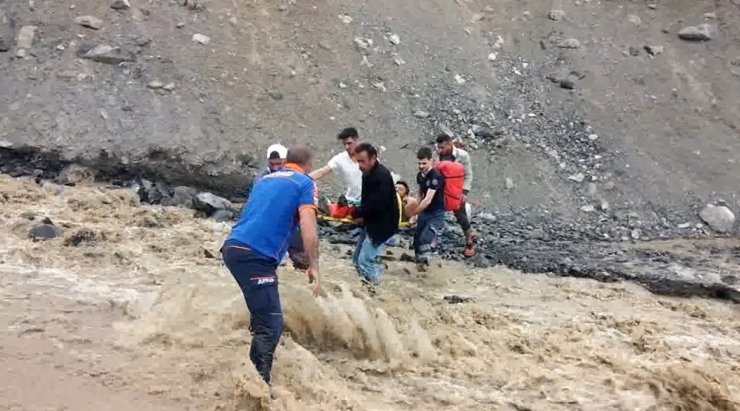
[412,146,446,267]
[221,145,320,386]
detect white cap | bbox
[266,144,288,160]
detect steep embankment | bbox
[1,0,739,230]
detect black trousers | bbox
[222,242,283,385]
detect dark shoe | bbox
[317,195,331,215]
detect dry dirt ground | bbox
[1,0,739,219]
[1,175,739,410]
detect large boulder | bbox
[699,204,735,233]
[194,192,234,215]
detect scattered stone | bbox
[568,173,586,183]
[111,0,130,10]
[0,10,14,52]
[393,56,406,66]
[203,247,217,259]
[678,223,691,229]
[388,34,400,45]
[704,12,717,20]
[559,78,576,89]
[454,74,466,84]
[16,25,37,56]
[487,53,497,61]
[631,229,642,240]
[163,82,176,91]
[148,80,164,89]
[699,204,735,233]
[20,211,36,220]
[629,46,641,56]
[268,90,284,101]
[138,215,162,228]
[505,178,514,189]
[64,228,102,246]
[338,14,353,25]
[194,192,233,215]
[558,38,581,49]
[628,15,642,26]
[478,212,495,222]
[444,295,473,304]
[74,16,104,30]
[77,44,136,64]
[212,209,234,222]
[170,186,197,208]
[580,205,596,213]
[135,37,152,47]
[644,45,663,57]
[471,125,495,139]
[414,110,430,119]
[192,33,210,45]
[587,183,598,196]
[354,37,370,53]
[57,164,94,185]
[29,221,62,241]
[678,24,715,41]
[548,10,565,21]
[599,199,610,211]
[588,134,599,141]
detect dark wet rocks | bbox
[29,218,62,241]
[678,24,715,41]
[65,228,104,246]
[194,192,234,215]
[169,186,198,208]
[444,295,473,304]
[77,44,136,65]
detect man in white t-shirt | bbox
[309,127,363,218]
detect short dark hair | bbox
[436,134,452,144]
[417,146,433,160]
[337,127,359,140]
[396,180,410,195]
[268,151,282,160]
[286,145,313,167]
[354,142,377,158]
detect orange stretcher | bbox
[318,192,411,228]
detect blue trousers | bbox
[413,211,445,263]
[352,229,386,284]
[222,241,283,385]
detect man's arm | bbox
[459,149,473,194]
[309,165,332,181]
[298,207,321,295]
[414,188,437,216]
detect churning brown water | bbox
[0,175,738,410]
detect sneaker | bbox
[463,242,476,257]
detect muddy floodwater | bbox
[0,175,738,410]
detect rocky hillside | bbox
[1,0,739,233]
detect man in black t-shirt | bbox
[412,147,446,267]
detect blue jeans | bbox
[352,229,386,284]
[222,240,283,385]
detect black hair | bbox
[416,146,433,160]
[354,142,378,158]
[435,134,452,144]
[396,180,410,195]
[268,151,282,160]
[337,127,359,140]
